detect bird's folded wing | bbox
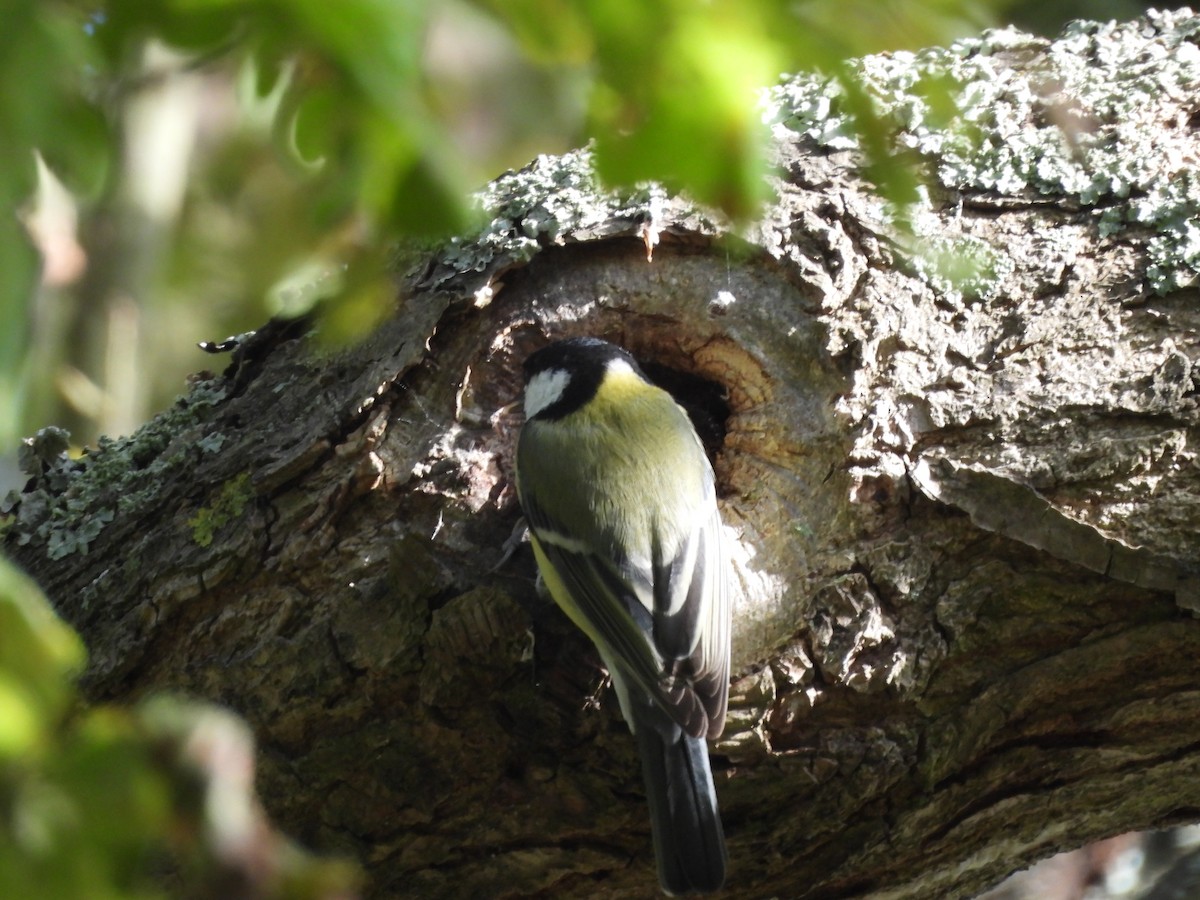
[651,502,730,738]
[530,527,666,702]
[529,511,728,738]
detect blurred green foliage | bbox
[0,554,360,899]
[0,553,85,759]
[1,0,1005,456]
[0,0,1184,455]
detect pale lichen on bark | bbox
[764,10,1200,618]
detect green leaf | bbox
[591,4,781,218]
[0,556,86,758]
[0,674,41,758]
[472,0,592,62]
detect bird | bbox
[515,336,730,895]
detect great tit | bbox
[515,337,730,895]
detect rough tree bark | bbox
[8,10,1200,900]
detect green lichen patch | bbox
[188,472,253,548]
[2,381,228,560]
[767,9,1200,293]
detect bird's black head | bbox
[522,338,647,421]
[522,337,642,381]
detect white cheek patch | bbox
[524,368,571,418]
[606,357,636,377]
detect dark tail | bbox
[634,714,726,895]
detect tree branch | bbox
[8,10,1200,899]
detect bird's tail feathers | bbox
[634,712,726,895]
